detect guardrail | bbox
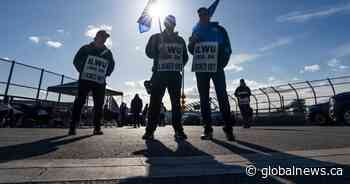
[185,75,350,114]
[0,58,76,104]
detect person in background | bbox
[142,104,149,127]
[130,94,143,128]
[235,79,253,128]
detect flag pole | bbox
[158,16,163,33]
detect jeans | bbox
[146,72,183,133]
[195,69,235,133]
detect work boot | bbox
[201,131,213,140]
[174,131,188,140]
[142,131,154,140]
[68,128,76,136]
[223,127,235,142]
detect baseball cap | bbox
[197,7,209,15]
[164,15,176,26]
[96,30,110,38]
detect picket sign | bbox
[239,97,250,105]
[192,42,218,73]
[80,55,109,84]
[158,43,183,72]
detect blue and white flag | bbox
[137,0,157,33]
[208,0,220,18]
[193,0,220,32]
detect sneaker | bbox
[68,128,76,135]
[201,132,213,140]
[223,128,235,141]
[142,132,154,140]
[93,129,104,135]
[175,131,188,140]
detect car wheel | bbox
[343,109,350,125]
[314,113,328,125]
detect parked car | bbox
[181,112,201,125]
[306,102,330,125]
[211,111,225,125]
[329,92,350,125]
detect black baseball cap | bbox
[96,30,110,38]
[197,7,209,15]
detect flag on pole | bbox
[137,0,157,33]
[208,0,220,18]
[192,0,221,32]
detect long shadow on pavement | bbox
[125,139,281,184]
[0,134,93,163]
[211,139,350,183]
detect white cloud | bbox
[332,43,350,58]
[29,36,40,43]
[259,37,294,52]
[124,80,145,89]
[85,25,113,48]
[268,76,276,82]
[328,58,349,71]
[300,64,320,73]
[227,79,268,92]
[57,29,64,33]
[85,25,112,38]
[46,41,63,48]
[225,64,244,73]
[225,53,260,72]
[277,3,350,23]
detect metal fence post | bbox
[4,60,15,104]
[36,69,44,102]
[57,75,64,103]
[228,95,239,115]
[288,83,300,100]
[271,86,283,110]
[259,88,271,112]
[251,94,259,114]
[306,81,317,105]
[327,78,336,96]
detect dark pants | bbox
[146,72,183,133]
[132,112,142,127]
[239,104,253,125]
[196,70,235,134]
[70,80,106,129]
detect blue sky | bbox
[1,0,350,106]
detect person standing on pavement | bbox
[130,94,143,128]
[69,30,115,135]
[142,104,149,126]
[235,79,253,128]
[120,102,127,126]
[142,15,189,140]
[188,7,235,141]
[159,102,167,127]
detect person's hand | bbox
[189,33,199,44]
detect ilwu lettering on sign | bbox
[81,55,109,84]
[158,43,183,72]
[191,42,218,72]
